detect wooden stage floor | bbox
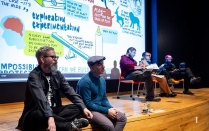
[1,88,209,131]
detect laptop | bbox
[179,62,186,71]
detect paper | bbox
[159,64,164,68]
[145,63,159,70]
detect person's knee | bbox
[30,110,46,121]
[103,124,114,131]
[123,115,127,123]
[66,104,82,114]
[118,113,127,123]
[32,110,47,126]
[25,110,47,130]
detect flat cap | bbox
[87,56,106,66]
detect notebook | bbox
[145,63,159,70]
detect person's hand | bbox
[83,108,93,119]
[171,69,179,73]
[152,72,157,74]
[108,108,118,119]
[175,69,180,71]
[140,64,146,69]
[134,65,145,70]
[46,117,56,131]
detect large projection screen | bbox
[0,0,145,82]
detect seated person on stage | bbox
[139,52,177,97]
[119,47,161,101]
[16,46,93,131]
[140,52,179,84]
[163,55,201,94]
[76,56,127,131]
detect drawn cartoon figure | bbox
[1,16,25,49]
[128,0,142,16]
[115,7,124,27]
[129,12,140,30]
[65,49,77,60]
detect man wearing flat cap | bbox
[76,56,127,131]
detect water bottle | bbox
[146,101,150,112]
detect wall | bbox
[157,0,209,88]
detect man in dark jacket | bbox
[16,46,93,131]
[163,55,201,94]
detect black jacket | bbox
[163,62,176,72]
[16,65,86,130]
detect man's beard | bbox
[50,63,57,72]
[45,63,57,72]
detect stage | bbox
[1,88,209,131]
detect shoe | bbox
[168,78,180,84]
[183,90,194,95]
[159,92,177,97]
[71,118,89,131]
[167,92,177,97]
[146,97,161,102]
[190,77,201,84]
[159,93,167,97]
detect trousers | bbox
[125,70,154,99]
[88,111,127,131]
[23,104,81,131]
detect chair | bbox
[117,73,145,100]
[170,78,185,91]
[141,79,158,96]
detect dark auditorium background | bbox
[1,0,209,103]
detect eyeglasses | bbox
[44,56,59,60]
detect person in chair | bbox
[139,52,177,97]
[119,47,161,101]
[163,55,201,94]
